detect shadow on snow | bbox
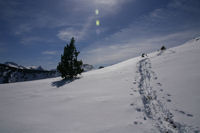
[51,77,80,88]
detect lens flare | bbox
[96,20,100,26]
[95,9,99,15]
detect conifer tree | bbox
[57,37,83,79]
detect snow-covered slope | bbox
[0,37,200,133]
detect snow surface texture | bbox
[0,37,200,133]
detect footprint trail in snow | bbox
[133,57,199,133]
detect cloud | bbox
[94,0,125,6]
[0,1,23,20]
[95,0,133,15]
[168,0,200,14]
[82,42,156,66]
[73,0,131,7]
[145,31,197,44]
[20,37,44,45]
[15,24,33,35]
[149,8,164,19]
[81,29,199,66]
[72,0,133,16]
[80,0,200,66]
[42,51,57,55]
[1,0,84,36]
[20,36,54,45]
[57,28,83,41]
[57,16,94,42]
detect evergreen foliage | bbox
[98,66,104,69]
[141,53,146,57]
[161,45,166,51]
[57,37,83,79]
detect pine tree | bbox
[57,37,83,79]
[161,45,166,51]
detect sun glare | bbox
[95,9,99,15]
[96,20,100,26]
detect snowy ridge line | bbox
[0,63,58,84]
[135,57,198,133]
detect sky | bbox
[0,0,200,69]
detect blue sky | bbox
[0,0,200,69]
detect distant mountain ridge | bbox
[4,62,27,69]
[26,65,44,71]
[0,62,94,84]
[4,62,45,70]
[82,64,94,72]
[0,62,59,84]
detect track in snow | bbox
[134,57,199,133]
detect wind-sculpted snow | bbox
[135,57,199,133]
